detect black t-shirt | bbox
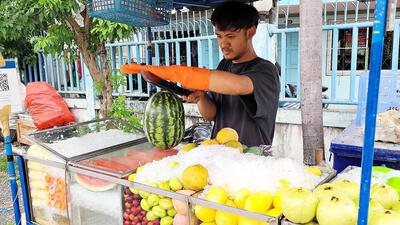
[208,57,280,146]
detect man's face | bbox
[216,27,251,61]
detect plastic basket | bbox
[87,0,172,27]
[356,71,400,126]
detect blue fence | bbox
[22,52,86,94]
[21,1,399,109]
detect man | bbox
[122,1,280,146]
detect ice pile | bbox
[135,145,324,194]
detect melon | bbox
[74,173,116,192]
[144,91,185,149]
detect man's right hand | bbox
[183,91,216,121]
[182,91,206,103]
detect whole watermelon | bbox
[144,91,185,149]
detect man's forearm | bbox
[197,94,216,121]
[209,70,254,95]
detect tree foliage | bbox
[0,0,48,63]
[0,0,137,117]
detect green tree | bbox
[0,0,136,117]
[0,0,48,64]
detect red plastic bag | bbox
[24,82,75,130]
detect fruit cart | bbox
[6,0,393,224]
[14,116,337,225]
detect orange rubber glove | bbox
[121,64,211,91]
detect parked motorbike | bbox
[284,84,329,109]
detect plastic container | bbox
[87,0,172,27]
[330,123,400,173]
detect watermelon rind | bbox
[144,91,185,149]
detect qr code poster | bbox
[0,59,24,113]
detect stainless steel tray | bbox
[69,142,178,178]
[25,118,146,162]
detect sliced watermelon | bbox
[126,148,177,160]
[109,156,142,169]
[125,148,177,165]
[74,173,116,192]
[81,158,131,173]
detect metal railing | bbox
[20,2,399,109]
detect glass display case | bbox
[23,119,148,225]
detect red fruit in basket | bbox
[129,214,135,221]
[141,221,147,225]
[124,221,130,225]
[123,212,129,220]
[125,208,131,214]
[133,216,139,222]
[125,202,132,208]
[152,220,160,225]
[147,222,153,225]
[132,200,140,207]
[141,210,146,216]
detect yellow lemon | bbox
[201,139,220,145]
[215,208,238,225]
[136,166,144,172]
[273,188,288,210]
[206,186,229,204]
[238,216,269,225]
[278,179,291,189]
[169,161,180,167]
[128,173,139,194]
[224,140,244,153]
[182,143,197,152]
[306,167,322,176]
[195,205,216,222]
[200,223,217,225]
[128,173,136,181]
[225,199,236,207]
[234,189,251,209]
[216,128,239,144]
[181,164,208,191]
[244,192,273,214]
[265,208,282,218]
